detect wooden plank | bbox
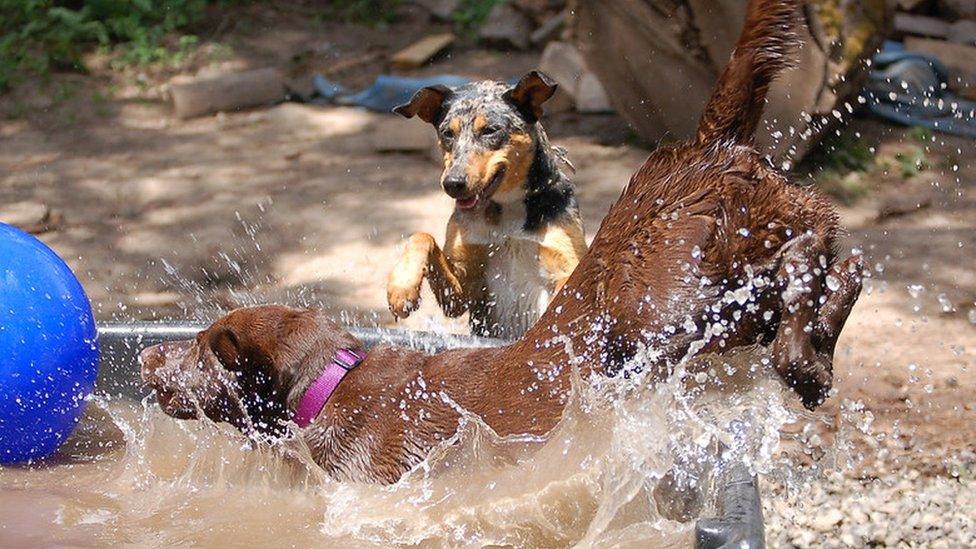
[390,33,455,69]
[905,38,976,79]
[893,13,950,40]
[170,67,284,119]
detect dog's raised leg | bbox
[387,232,472,319]
[538,218,587,298]
[771,234,863,409]
[811,254,863,359]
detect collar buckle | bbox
[333,348,365,370]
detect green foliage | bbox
[454,0,501,34]
[0,0,212,90]
[894,147,928,179]
[798,133,876,205]
[907,126,933,144]
[799,129,934,205]
[817,171,870,206]
[1,1,102,88]
[803,134,875,175]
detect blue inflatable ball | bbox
[0,223,99,463]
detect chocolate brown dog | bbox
[142,0,862,484]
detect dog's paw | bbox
[772,340,832,410]
[787,364,832,411]
[388,233,436,319]
[387,279,423,319]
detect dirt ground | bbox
[1,5,973,480]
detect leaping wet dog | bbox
[387,72,587,338]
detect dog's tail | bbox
[695,0,799,147]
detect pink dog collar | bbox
[293,348,365,428]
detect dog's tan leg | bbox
[538,216,587,297]
[387,228,477,319]
[430,222,486,317]
[388,233,439,319]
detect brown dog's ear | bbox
[208,326,241,369]
[393,85,453,124]
[503,70,558,123]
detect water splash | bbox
[0,330,877,547]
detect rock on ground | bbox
[0,201,60,234]
[905,38,976,85]
[893,13,951,40]
[948,20,976,46]
[479,3,533,50]
[169,68,285,119]
[938,0,976,21]
[414,0,459,21]
[764,471,976,548]
[538,42,612,113]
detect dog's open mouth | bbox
[456,167,506,210]
[156,387,199,419]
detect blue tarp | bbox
[301,43,976,138]
[864,41,976,138]
[305,74,472,112]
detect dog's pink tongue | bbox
[457,197,478,210]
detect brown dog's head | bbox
[394,71,558,210]
[140,305,361,436]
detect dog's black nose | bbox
[442,178,468,199]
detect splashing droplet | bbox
[825,275,840,292]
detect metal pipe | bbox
[96,321,505,399]
[696,463,765,548]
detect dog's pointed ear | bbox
[208,326,241,370]
[393,85,453,124]
[503,70,558,123]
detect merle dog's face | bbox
[139,306,359,436]
[395,71,557,210]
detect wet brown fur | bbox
[142,0,862,484]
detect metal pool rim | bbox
[96,321,763,549]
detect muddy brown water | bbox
[0,349,794,547]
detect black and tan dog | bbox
[387,72,586,338]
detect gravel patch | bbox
[763,471,975,548]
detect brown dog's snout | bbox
[139,340,201,419]
[139,344,166,385]
[139,340,193,385]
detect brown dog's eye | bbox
[481,125,502,136]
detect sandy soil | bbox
[1,2,973,486]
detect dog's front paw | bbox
[772,340,832,410]
[387,254,425,319]
[387,233,436,319]
[387,279,422,319]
